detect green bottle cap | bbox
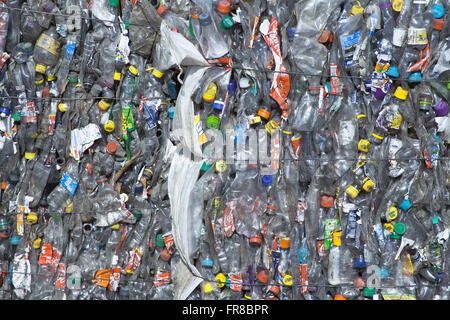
[110,0,120,6]
[206,115,219,129]
[390,233,402,239]
[12,113,21,122]
[124,20,130,30]
[220,16,234,30]
[431,216,439,224]
[394,222,406,235]
[132,209,142,221]
[363,287,375,297]
[69,77,78,82]
[156,234,165,247]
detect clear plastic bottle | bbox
[197,12,230,59]
[33,27,62,75]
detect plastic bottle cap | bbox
[33,238,42,249]
[399,199,412,211]
[265,120,279,134]
[334,295,347,300]
[386,66,399,78]
[287,27,296,40]
[155,234,165,247]
[257,270,269,284]
[394,222,406,235]
[204,282,213,294]
[393,86,408,100]
[25,152,36,160]
[318,29,331,43]
[280,237,290,249]
[358,139,370,152]
[409,72,422,83]
[228,79,237,94]
[65,202,73,213]
[213,101,224,111]
[198,12,212,26]
[431,216,439,225]
[12,113,21,122]
[58,103,68,112]
[332,230,342,246]
[152,68,164,78]
[257,108,271,120]
[98,99,111,111]
[269,285,280,295]
[216,273,227,288]
[168,106,176,119]
[432,4,445,18]
[362,177,375,192]
[69,78,78,83]
[345,185,359,199]
[110,0,120,6]
[105,141,117,155]
[249,235,262,246]
[132,209,142,221]
[201,258,214,267]
[433,18,445,31]
[111,223,120,230]
[217,0,230,13]
[11,236,20,245]
[384,223,394,232]
[283,274,293,286]
[321,195,334,208]
[433,100,449,117]
[215,160,227,173]
[27,212,38,224]
[203,83,217,102]
[220,16,234,30]
[363,287,375,297]
[387,206,398,221]
[206,115,220,129]
[46,75,56,81]
[128,65,139,76]
[351,2,364,15]
[239,77,251,88]
[354,257,367,269]
[157,5,168,16]
[262,175,272,185]
[390,234,402,239]
[104,120,115,132]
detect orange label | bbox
[154,270,171,287]
[300,264,308,294]
[38,243,53,265]
[249,16,260,48]
[229,272,243,292]
[55,263,66,289]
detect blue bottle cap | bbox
[287,27,296,40]
[354,257,367,269]
[386,66,399,78]
[432,4,445,18]
[10,236,20,245]
[262,175,272,185]
[167,80,178,99]
[409,72,422,83]
[228,79,237,95]
[325,81,331,92]
[134,183,144,195]
[213,101,224,111]
[201,258,214,268]
[198,13,212,26]
[380,268,389,279]
[0,108,10,116]
[298,247,308,263]
[399,199,412,211]
[168,106,175,119]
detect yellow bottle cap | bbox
[104,120,115,132]
[203,83,217,102]
[58,103,68,112]
[113,72,122,81]
[46,75,56,81]
[362,177,375,192]
[392,0,403,12]
[265,120,279,134]
[351,1,364,15]
[356,114,367,119]
[33,238,42,249]
[25,152,36,160]
[384,223,394,232]
[129,65,139,76]
[250,116,261,125]
[345,185,359,199]
[27,212,38,224]
[282,274,293,286]
[65,202,73,213]
[393,86,408,100]
[152,68,164,78]
[35,64,47,74]
[203,282,213,293]
[358,139,370,153]
[387,206,398,221]
[371,132,384,141]
[215,160,228,173]
[35,78,44,85]
[111,223,120,230]
[216,273,227,288]
[98,99,111,111]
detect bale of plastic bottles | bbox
[0,0,448,300]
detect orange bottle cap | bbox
[279,237,290,249]
[160,248,171,261]
[321,195,334,208]
[269,285,280,295]
[249,235,262,246]
[217,0,230,14]
[334,294,347,300]
[157,5,168,16]
[318,29,331,43]
[257,270,269,284]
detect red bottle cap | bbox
[106,141,117,155]
[217,0,230,14]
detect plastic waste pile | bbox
[0,0,448,300]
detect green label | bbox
[324,219,340,250]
